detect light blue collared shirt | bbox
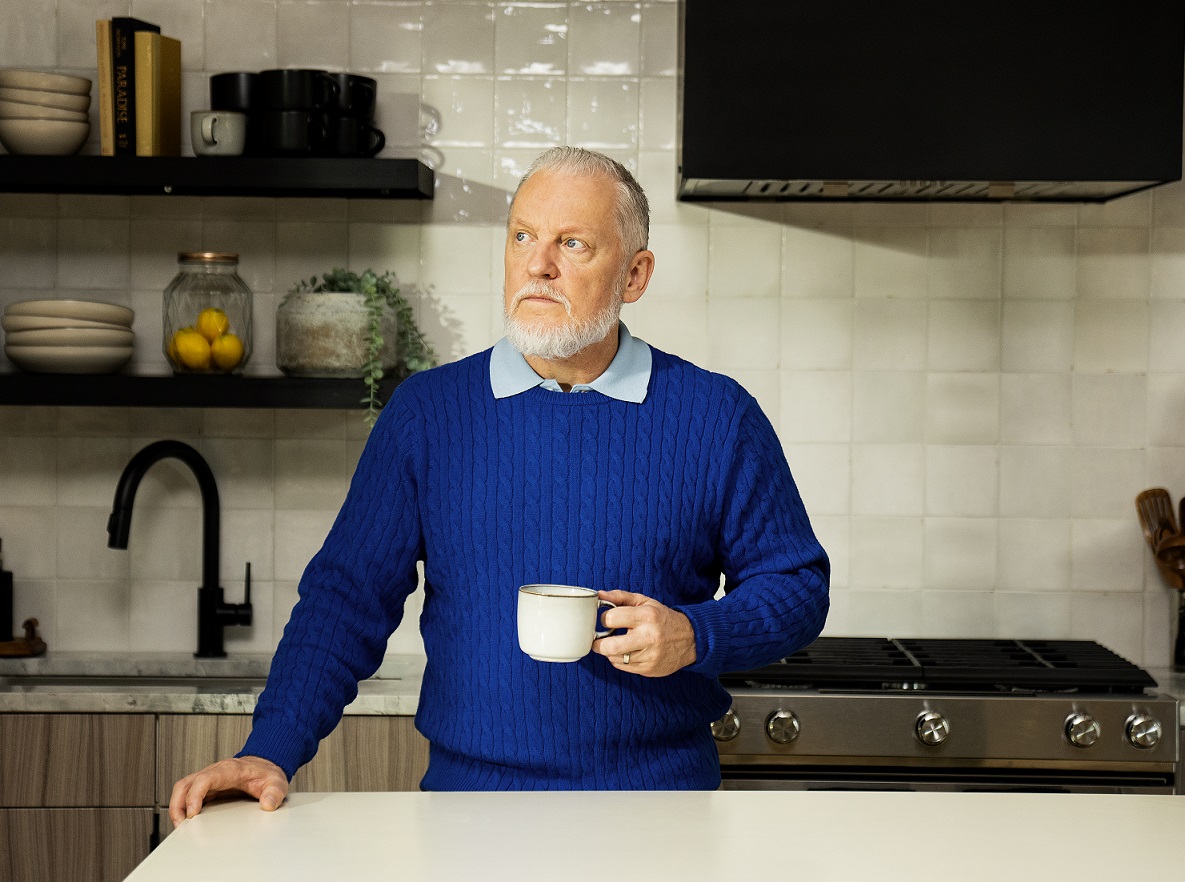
[489,322,652,403]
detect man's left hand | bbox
[591,590,697,677]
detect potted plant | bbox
[277,268,436,425]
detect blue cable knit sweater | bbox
[240,345,829,790]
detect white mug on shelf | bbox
[190,110,247,157]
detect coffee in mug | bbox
[517,584,614,663]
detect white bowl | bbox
[0,118,89,155]
[0,70,92,96]
[5,327,134,347]
[5,344,133,374]
[5,299,135,326]
[1,314,129,333]
[0,86,90,113]
[0,99,87,122]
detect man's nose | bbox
[527,242,559,278]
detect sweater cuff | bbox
[236,723,306,781]
[675,599,731,678]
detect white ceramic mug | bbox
[191,110,247,156]
[517,584,614,663]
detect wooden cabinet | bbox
[156,715,429,805]
[1,808,154,882]
[1,711,429,880]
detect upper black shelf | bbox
[0,155,434,199]
[0,372,400,409]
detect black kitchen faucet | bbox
[106,439,252,658]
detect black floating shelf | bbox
[0,372,400,409]
[0,155,434,199]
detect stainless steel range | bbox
[714,638,1179,794]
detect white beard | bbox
[503,280,622,360]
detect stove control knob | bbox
[766,709,800,744]
[711,709,741,742]
[1125,713,1163,749]
[1065,713,1102,748]
[915,711,950,746]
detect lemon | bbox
[210,332,244,372]
[173,328,212,371]
[196,307,230,343]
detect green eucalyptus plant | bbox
[289,268,436,425]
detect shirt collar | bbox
[490,322,651,403]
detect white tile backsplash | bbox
[0,0,1180,668]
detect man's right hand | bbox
[168,755,289,826]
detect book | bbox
[134,32,181,156]
[110,17,160,155]
[95,19,114,156]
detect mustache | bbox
[509,280,572,316]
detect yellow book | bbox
[133,31,181,156]
[96,20,114,156]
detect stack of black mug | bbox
[209,69,385,158]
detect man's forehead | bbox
[509,171,616,228]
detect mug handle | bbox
[595,600,616,638]
[362,124,385,158]
[202,115,219,146]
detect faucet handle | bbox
[243,561,251,607]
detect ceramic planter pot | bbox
[275,290,397,378]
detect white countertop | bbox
[125,790,1185,881]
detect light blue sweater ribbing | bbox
[240,346,829,789]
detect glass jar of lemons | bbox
[163,252,253,374]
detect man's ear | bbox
[622,250,655,304]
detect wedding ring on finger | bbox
[623,652,631,665]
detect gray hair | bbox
[512,147,650,255]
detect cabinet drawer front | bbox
[0,714,154,807]
[1,807,154,882]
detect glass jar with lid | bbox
[163,252,253,374]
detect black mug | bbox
[326,73,377,120]
[257,68,339,112]
[327,116,385,157]
[257,110,330,156]
[209,71,258,113]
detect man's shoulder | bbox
[648,346,751,408]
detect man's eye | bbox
[564,238,582,249]
[514,232,528,242]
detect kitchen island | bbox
[126,789,1185,880]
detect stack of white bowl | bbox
[3,299,135,374]
[0,69,91,155]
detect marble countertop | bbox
[0,652,424,715]
[2,652,1182,725]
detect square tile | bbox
[852,226,927,298]
[782,226,853,299]
[57,219,131,290]
[923,517,997,591]
[351,0,423,73]
[638,76,675,150]
[709,223,782,299]
[926,227,1001,299]
[781,443,849,517]
[994,592,1071,638]
[1073,301,1148,373]
[640,1,676,76]
[0,0,57,68]
[1146,374,1185,448]
[1150,227,1185,300]
[494,76,566,147]
[1070,519,1143,592]
[707,298,780,371]
[851,300,926,371]
[921,592,996,637]
[205,0,279,71]
[849,517,923,590]
[57,579,130,652]
[780,371,850,443]
[423,1,495,74]
[422,75,495,146]
[1070,593,1144,664]
[780,299,852,370]
[566,78,638,148]
[1070,448,1145,519]
[1002,226,1076,300]
[999,373,1072,445]
[1001,301,1074,372]
[998,446,1070,517]
[1076,227,1150,300]
[997,518,1070,591]
[925,445,997,517]
[852,371,924,443]
[925,373,998,444]
[495,1,567,75]
[568,0,640,76]
[1071,374,1146,447]
[851,444,924,516]
[927,300,1000,372]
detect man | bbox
[170,147,828,822]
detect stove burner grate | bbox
[719,637,1158,693]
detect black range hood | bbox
[678,1,1185,202]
